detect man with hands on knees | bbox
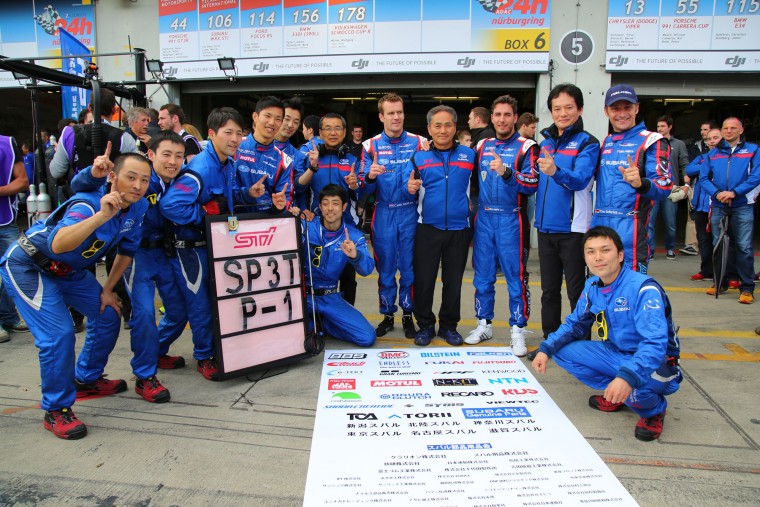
[302,184,376,347]
[0,150,150,439]
[531,226,681,442]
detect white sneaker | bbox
[0,328,9,343]
[465,319,492,345]
[510,325,528,357]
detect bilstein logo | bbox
[252,62,269,73]
[457,57,476,68]
[725,56,746,67]
[234,227,277,248]
[352,59,369,70]
[608,56,628,67]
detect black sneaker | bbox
[375,315,394,337]
[666,250,676,260]
[401,314,417,339]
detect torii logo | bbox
[234,226,277,248]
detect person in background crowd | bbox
[182,124,206,151]
[301,115,320,146]
[348,124,364,159]
[146,108,162,136]
[467,107,495,221]
[274,97,310,213]
[158,103,201,163]
[516,112,538,140]
[466,96,538,356]
[528,84,600,361]
[648,116,689,260]
[125,107,151,155]
[303,184,376,347]
[0,151,150,439]
[407,105,475,347]
[78,109,94,125]
[698,117,760,303]
[362,93,427,339]
[591,84,672,273]
[681,121,719,256]
[516,112,540,258]
[0,135,30,344]
[159,107,245,381]
[687,121,717,161]
[21,141,35,187]
[685,127,722,282]
[532,226,681,442]
[457,130,471,147]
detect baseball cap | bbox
[604,84,638,106]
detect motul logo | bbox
[370,380,422,387]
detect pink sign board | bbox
[207,215,308,376]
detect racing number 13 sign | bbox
[206,214,309,378]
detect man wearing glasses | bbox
[302,184,375,347]
[0,151,151,439]
[531,226,681,442]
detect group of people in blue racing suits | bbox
[2,82,692,443]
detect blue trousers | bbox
[0,223,22,326]
[553,340,681,418]
[591,214,649,273]
[0,246,120,411]
[307,292,375,347]
[370,203,417,315]
[473,211,530,327]
[648,198,677,252]
[169,247,214,360]
[710,205,755,294]
[123,247,187,379]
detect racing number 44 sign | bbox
[206,214,310,379]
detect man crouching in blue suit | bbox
[303,184,375,347]
[531,226,681,441]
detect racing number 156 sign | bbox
[206,214,309,378]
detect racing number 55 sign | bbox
[206,214,310,378]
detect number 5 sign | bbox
[559,29,594,65]
[206,214,312,378]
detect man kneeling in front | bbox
[531,226,681,441]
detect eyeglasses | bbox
[81,239,105,259]
[595,311,608,341]
[311,245,322,267]
[320,127,344,133]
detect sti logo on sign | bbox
[233,227,277,248]
[725,56,746,67]
[328,379,356,390]
[608,56,628,67]
[347,413,377,420]
[378,351,409,359]
[370,380,422,387]
[352,59,369,70]
[329,353,367,360]
[433,378,479,386]
[457,57,475,68]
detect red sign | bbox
[329,379,357,390]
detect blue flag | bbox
[59,27,91,120]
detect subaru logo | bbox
[725,56,746,67]
[457,57,476,68]
[608,56,628,67]
[352,59,369,70]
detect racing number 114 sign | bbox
[206,214,310,378]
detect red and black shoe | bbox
[588,395,625,412]
[197,357,220,381]
[635,411,666,441]
[157,354,186,370]
[75,376,127,399]
[135,376,171,403]
[43,408,87,440]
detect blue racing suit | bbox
[361,130,426,315]
[276,139,309,210]
[591,122,672,273]
[71,167,188,380]
[685,153,711,213]
[698,139,760,209]
[235,137,293,213]
[159,143,240,361]
[473,134,539,327]
[302,218,376,346]
[538,267,682,418]
[304,148,361,225]
[0,191,147,411]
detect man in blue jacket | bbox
[406,105,475,347]
[0,153,150,439]
[303,184,375,347]
[529,84,600,358]
[235,96,293,214]
[591,85,672,274]
[698,117,760,303]
[362,93,427,339]
[465,95,539,356]
[159,107,246,381]
[532,226,681,442]
[274,97,310,213]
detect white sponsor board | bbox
[304,347,638,506]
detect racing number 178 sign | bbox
[206,214,309,378]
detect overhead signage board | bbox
[606,0,760,71]
[158,0,552,79]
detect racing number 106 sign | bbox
[206,214,309,378]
